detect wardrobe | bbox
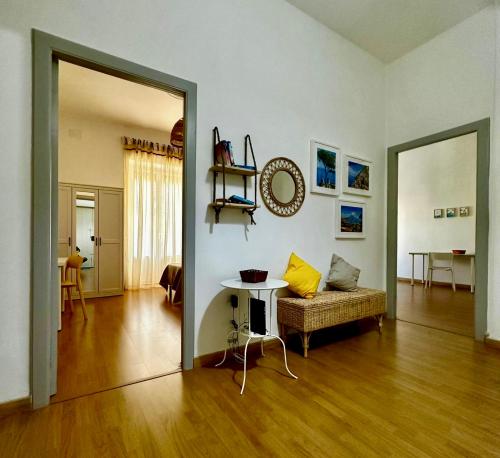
[58,183,124,297]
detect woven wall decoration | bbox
[260,157,305,217]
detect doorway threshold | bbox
[50,367,182,404]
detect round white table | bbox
[217,278,298,394]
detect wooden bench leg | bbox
[279,323,288,344]
[299,332,311,358]
[377,314,384,334]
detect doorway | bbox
[396,133,476,336]
[386,119,489,341]
[32,30,196,408]
[51,61,185,402]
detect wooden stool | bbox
[61,254,88,320]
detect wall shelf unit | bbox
[210,202,261,210]
[210,127,260,224]
[209,164,260,176]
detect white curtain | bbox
[124,150,182,289]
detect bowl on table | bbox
[240,269,268,283]
[452,249,466,255]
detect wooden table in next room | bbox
[408,252,428,286]
[409,252,475,293]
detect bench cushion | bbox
[277,288,386,333]
[283,252,321,299]
[326,254,360,291]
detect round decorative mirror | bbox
[271,171,296,204]
[260,157,305,217]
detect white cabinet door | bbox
[57,185,72,258]
[98,189,123,295]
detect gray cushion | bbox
[326,254,360,291]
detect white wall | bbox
[386,6,499,337]
[0,0,385,402]
[397,134,477,285]
[385,7,496,147]
[59,111,172,189]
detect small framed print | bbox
[434,209,443,218]
[343,154,372,197]
[459,206,470,217]
[446,208,457,218]
[335,200,366,239]
[310,140,341,196]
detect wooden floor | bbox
[2,320,500,456]
[52,287,181,403]
[397,280,474,337]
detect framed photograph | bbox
[434,209,443,218]
[343,154,372,196]
[446,208,457,218]
[459,206,470,217]
[310,140,341,196]
[335,200,366,239]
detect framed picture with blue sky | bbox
[335,200,366,239]
[310,140,341,196]
[342,154,372,197]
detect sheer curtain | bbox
[124,150,182,289]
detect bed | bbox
[159,263,182,304]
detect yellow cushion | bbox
[283,252,321,299]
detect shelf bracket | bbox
[244,209,256,225]
[214,207,222,224]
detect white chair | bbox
[425,252,456,292]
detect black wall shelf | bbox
[210,127,259,224]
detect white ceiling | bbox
[285,0,492,63]
[59,61,184,132]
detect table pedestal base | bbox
[216,333,298,395]
[217,279,297,394]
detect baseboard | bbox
[0,396,31,419]
[397,277,471,290]
[194,339,280,368]
[485,337,500,350]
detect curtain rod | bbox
[122,136,183,160]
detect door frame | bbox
[386,119,490,340]
[32,30,197,408]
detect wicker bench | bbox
[277,288,386,357]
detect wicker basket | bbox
[240,269,268,283]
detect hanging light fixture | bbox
[170,118,184,149]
